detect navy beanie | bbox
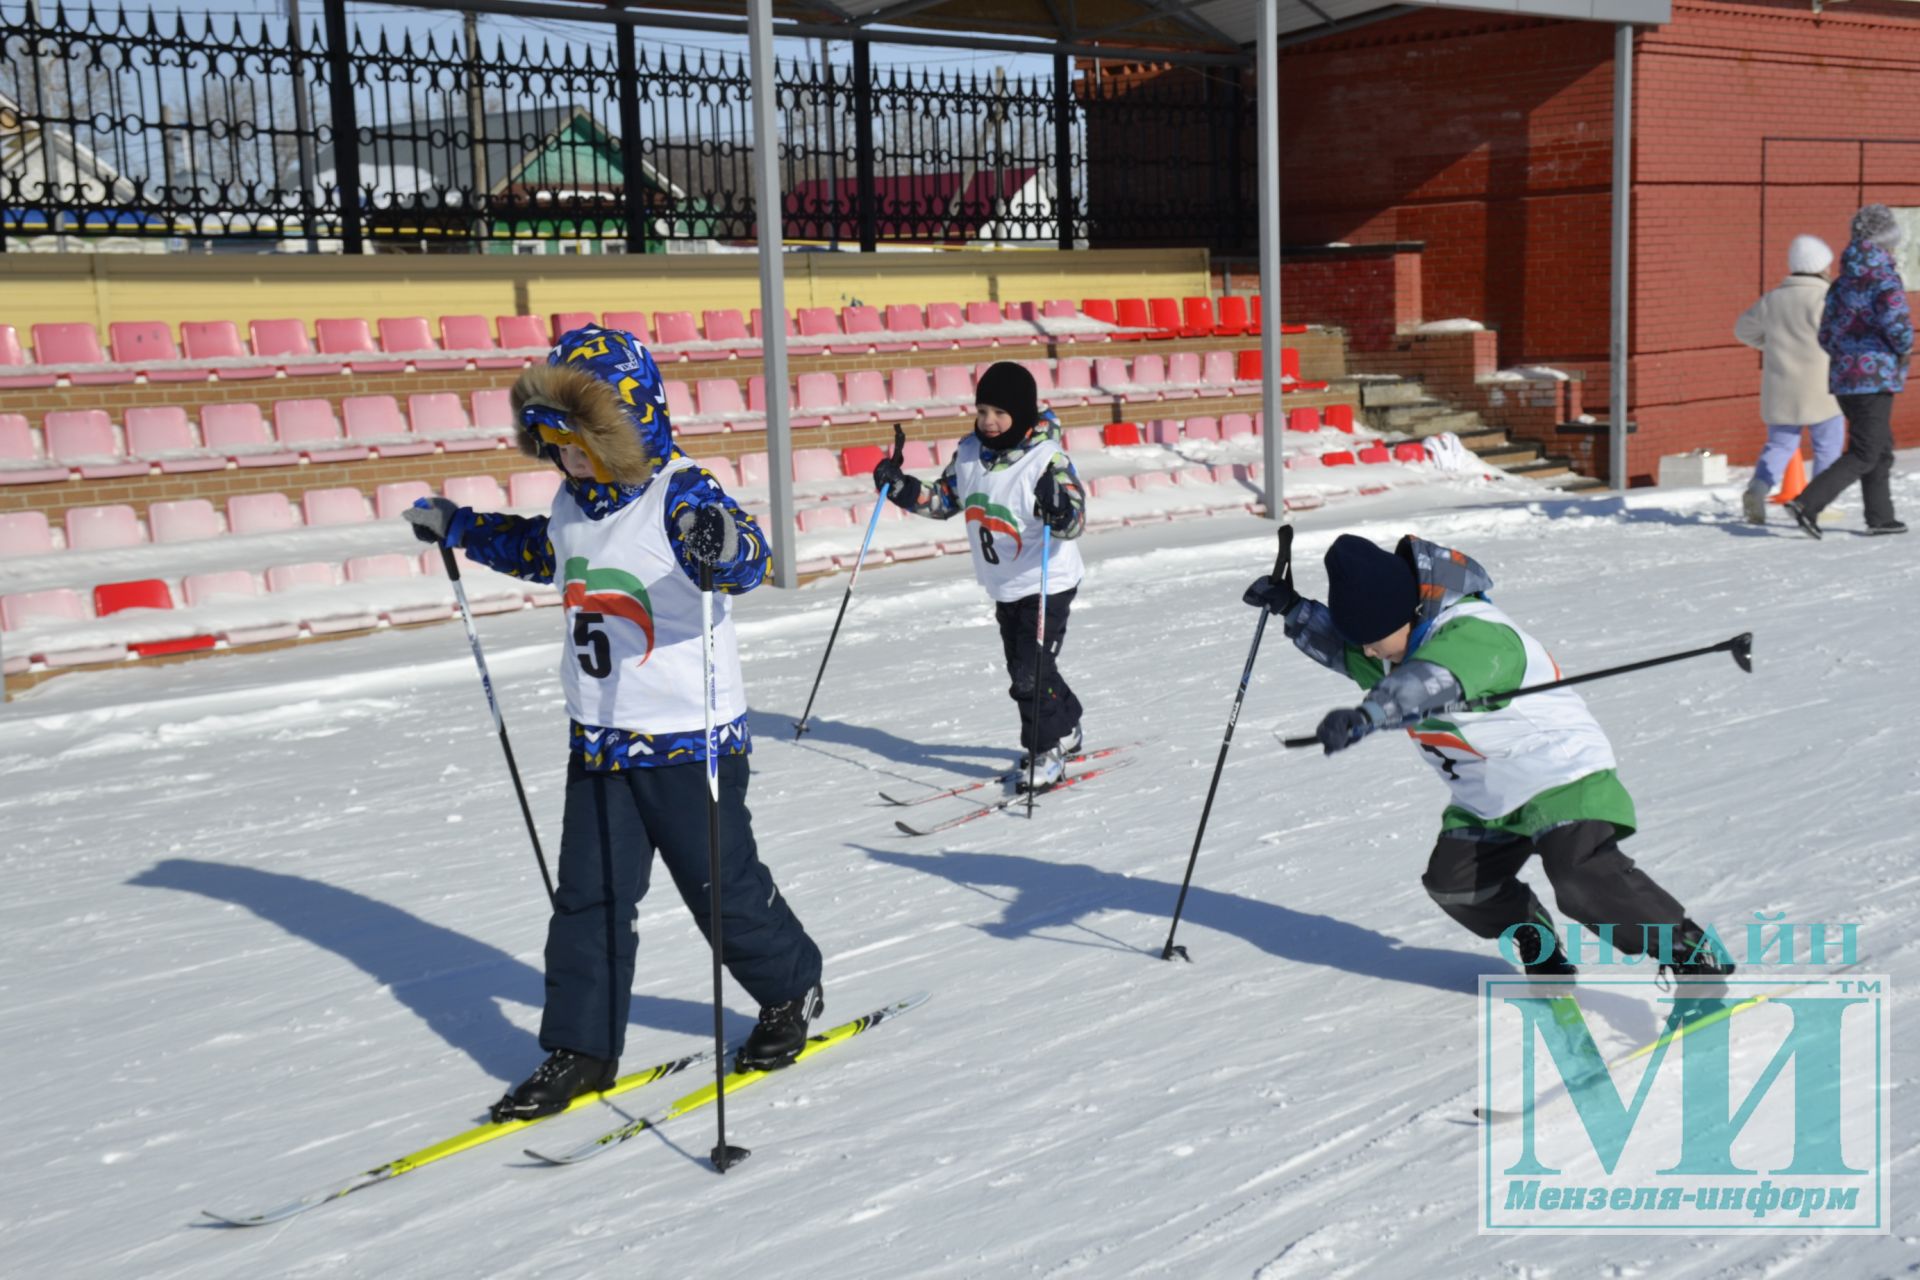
[1324,534,1418,645]
[974,361,1041,449]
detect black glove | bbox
[1315,706,1377,756]
[675,503,737,566]
[404,497,464,545]
[1034,470,1076,532]
[874,456,923,510]
[1242,572,1300,616]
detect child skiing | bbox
[1245,532,1734,980]
[871,360,1088,789]
[403,326,825,1121]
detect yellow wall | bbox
[0,247,1211,335]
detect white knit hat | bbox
[1788,234,1833,275]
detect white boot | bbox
[1018,744,1068,793]
[1741,486,1768,525]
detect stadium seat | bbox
[1053,357,1095,405]
[302,487,371,528]
[841,444,886,477]
[44,410,148,479]
[315,317,405,374]
[444,475,507,509]
[1200,350,1237,390]
[201,403,298,467]
[551,311,595,338]
[440,314,521,370]
[1147,420,1182,446]
[752,307,825,357]
[924,302,968,347]
[1359,444,1392,464]
[1063,426,1104,454]
[508,470,562,509]
[1180,297,1217,339]
[843,369,890,417]
[265,561,336,593]
[592,311,647,342]
[110,321,207,382]
[0,323,56,388]
[1020,360,1057,402]
[251,318,341,377]
[887,367,935,413]
[844,305,907,353]
[1322,451,1356,466]
[700,309,750,358]
[32,322,131,385]
[126,406,221,473]
[1132,354,1181,400]
[1215,296,1250,338]
[374,481,434,520]
[227,492,299,536]
[1094,357,1134,395]
[343,395,432,458]
[471,388,514,433]
[496,314,551,350]
[1281,347,1304,382]
[180,320,275,381]
[1089,475,1135,498]
[737,452,770,487]
[409,393,491,452]
[274,399,369,463]
[1147,298,1184,341]
[695,457,739,488]
[931,364,976,408]
[664,380,698,423]
[901,440,937,469]
[1103,422,1143,447]
[1132,470,1176,492]
[1080,298,1131,341]
[346,553,454,625]
[183,570,301,645]
[93,578,215,655]
[1324,404,1356,433]
[1,588,127,666]
[883,304,929,347]
[267,562,378,634]
[801,372,867,426]
[652,310,702,353]
[695,378,752,427]
[1221,413,1255,439]
[1393,441,1427,463]
[1166,352,1204,394]
[1183,417,1221,442]
[1249,295,1263,336]
[797,505,854,534]
[792,448,840,485]
[149,498,223,544]
[1114,299,1157,341]
[959,301,1002,349]
[379,316,465,372]
[796,306,846,349]
[934,437,959,465]
[1040,299,1082,344]
[1288,407,1321,433]
[0,511,53,557]
[1236,350,1262,382]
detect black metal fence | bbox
[0,2,1251,253]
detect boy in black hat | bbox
[1245,531,1732,981]
[873,360,1088,789]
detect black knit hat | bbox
[974,361,1041,449]
[1324,534,1418,645]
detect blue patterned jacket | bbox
[1818,239,1914,394]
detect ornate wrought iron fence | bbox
[0,2,1250,252]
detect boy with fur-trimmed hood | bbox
[1246,532,1732,982]
[404,326,824,1120]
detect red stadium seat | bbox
[1358,444,1392,464]
[1081,298,1133,341]
[1214,296,1250,338]
[841,444,886,477]
[1324,404,1356,433]
[1180,297,1217,339]
[1321,451,1356,466]
[1102,422,1143,447]
[1147,298,1183,341]
[1393,441,1427,463]
[1114,299,1155,341]
[1288,407,1321,433]
[1236,350,1262,382]
[93,578,215,656]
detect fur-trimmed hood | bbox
[510,326,676,488]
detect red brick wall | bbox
[1276,249,1424,352]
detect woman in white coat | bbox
[1734,234,1845,524]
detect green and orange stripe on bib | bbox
[963,493,1023,557]
[563,556,656,660]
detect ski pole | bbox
[1279,631,1755,749]
[794,424,906,739]
[699,561,750,1173]
[1160,525,1292,963]
[438,544,556,908]
[1026,521,1052,818]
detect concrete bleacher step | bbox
[1356,379,1430,408]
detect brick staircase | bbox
[1352,376,1605,490]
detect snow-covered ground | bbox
[3,460,1917,1277]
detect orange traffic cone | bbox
[1770,450,1808,505]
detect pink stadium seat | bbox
[1167,351,1204,392]
[125,406,221,473]
[1324,404,1356,433]
[94,578,215,656]
[1054,357,1095,404]
[343,395,431,458]
[0,511,53,557]
[1040,299,1082,345]
[1180,297,1217,339]
[700,309,750,358]
[696,378,752,425]
[315,317,404,374]
[409,393,490,452]
[1148,298,1184,340]
[228,492,299,536]
[1094,357,1133,394]
[379,316,464,372]
[1183,417,1222,442]
[0,323,56,388]
[1,588,127,667]
[797,505,854,534]
[924,302,966,344]
[1288,407,1322,433]
[0,414,65,485]
[440,314,521,370]
[265,561,338,594]
[1133,470,1176,492]
[201,403,297,467]
[792,448,840,484]
[444,475,507,509]
[1089,475,1135,498]
[551,311,595,338]
[471,388,514,433]
[1147,420,1182,446]
[1215,296,1250,338]
[32,322,130,385]
[696,457,739,488]
[652,310,702,353]
[251,318,341,377]
[798,372,866,426]
[149,498,223,544]
[601,311,654,343]
[496,314,550,349]
[1019,360,1056,402]
[44,410,148,478]
[843,370,890,416]
[267,562,375,632]
[374,481,434,520]
[1103,422,1143,448]
[957,301,1001,348]
[902,440,937,469]
[110,321,207,382]
[1132,354,1178,399]
[1393,441,1427,463]
[1080,298,1130,341]
[737,452,770,487]
[664,380,698,423]
[274,399,368,463]
[883,304,931,348]
[508,470,563,509]
[180,320,275,380]
[361,558,447,626]
[796,307,845,349]
[932,364,975,407]
[1221,413,1255,439]
[1063,426,1104,454]
[301,487,370,528]
[1201,350,1237,390]
[183,570,257,605]
[935,437,959,465]
[844,305,906,353]
[750,308,824,357]
[66,504,145,551]
[888,367,935,413]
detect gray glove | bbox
[676,503,739,566]
[404,497,464,545]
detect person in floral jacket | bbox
[1784,204,1912,537]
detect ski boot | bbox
[491,1048,617,1123]
[1659,919,1737,998]
[1516,926,1578,979]
[735,983,824,1072]
[1017,722,1082,772]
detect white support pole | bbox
[1609,22,1633,491]
[1256,0,1284,520]
[749,0,798,585]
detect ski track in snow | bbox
[3,467,1919,1277]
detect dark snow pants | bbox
[1797,391,1898,526]
[1420,820,1687,957]
[540,754,822,1061]
[995,586,1083,756]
